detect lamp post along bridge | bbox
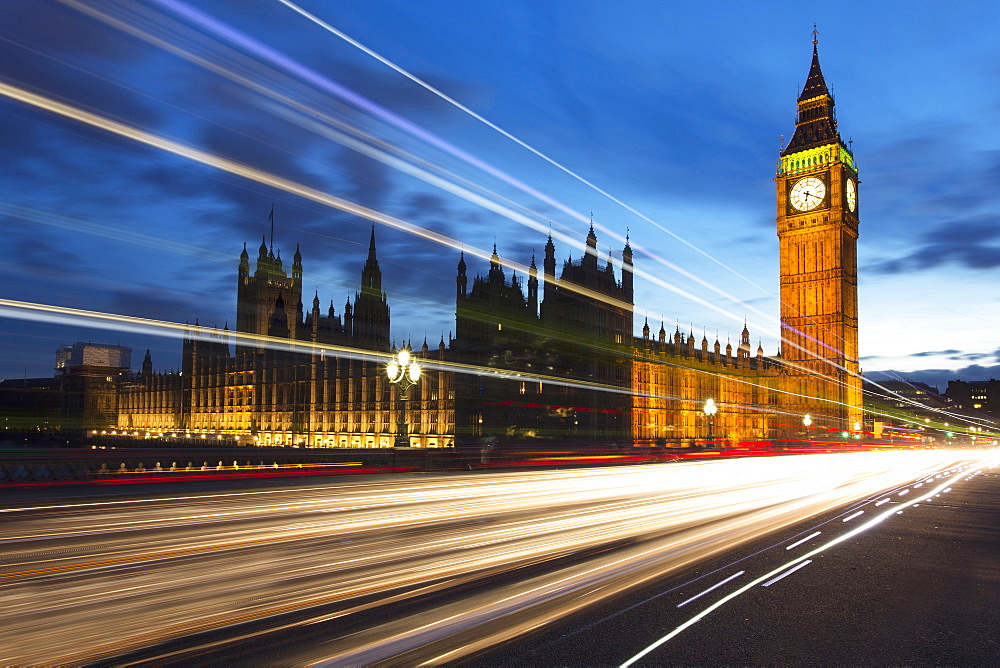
[387,347,421,447]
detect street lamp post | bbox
[802,413,812,447]
[703,398,718,447]
[386,347,421,448]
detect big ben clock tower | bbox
[776,33,863,433]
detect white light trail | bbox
[272,0,785,323]
[0,297,657,405]
[0,451,985,665]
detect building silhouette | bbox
[452,226,633,445]
[945,380,1000,420]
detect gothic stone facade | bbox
[118,229,454,447]
[451,227,633,445]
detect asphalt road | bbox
[0,450,995,665]
[476,460,1000,666]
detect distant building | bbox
[945,380,1000,419]
[865,380,944,409]
[0,377,62,435]
[56,342,132,435]
[56,342,131,372]
[864,379,949,429]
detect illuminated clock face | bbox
[789,176,827,211]
[845,178,857,212]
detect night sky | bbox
[1,0,997,392]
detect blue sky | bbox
[1,0,998,392]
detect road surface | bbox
[0,449,993,665]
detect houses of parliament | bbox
[110,41,863,448]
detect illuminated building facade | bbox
[774,38,863,432]
[632,324,784,447]
[118,229,454,447]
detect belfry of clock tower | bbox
[776,36,863,433]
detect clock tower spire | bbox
[776,35,862,434]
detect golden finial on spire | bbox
[812,23,819,46]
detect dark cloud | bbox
[456,210,484,225]
[108,289,202,324]
[6,220,81,280]
[883,349,999,363]
[736,296,773,309]
[923,217,1000,245]
[402,193,451,221]
[0,113,181,230]
[866,213,1000,274]
[135,162,220,200]
[947,350,1000,362]
[0,106,43,159]
[199,123,318,186]
[858,130,1000,264]
[174,121,343,242]
[193,180,334,244]
[0,35,162,131]
[338,148,391,212]
[868,349,1000,391]
[863,139,999,218]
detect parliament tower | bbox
[776,35,863,432]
